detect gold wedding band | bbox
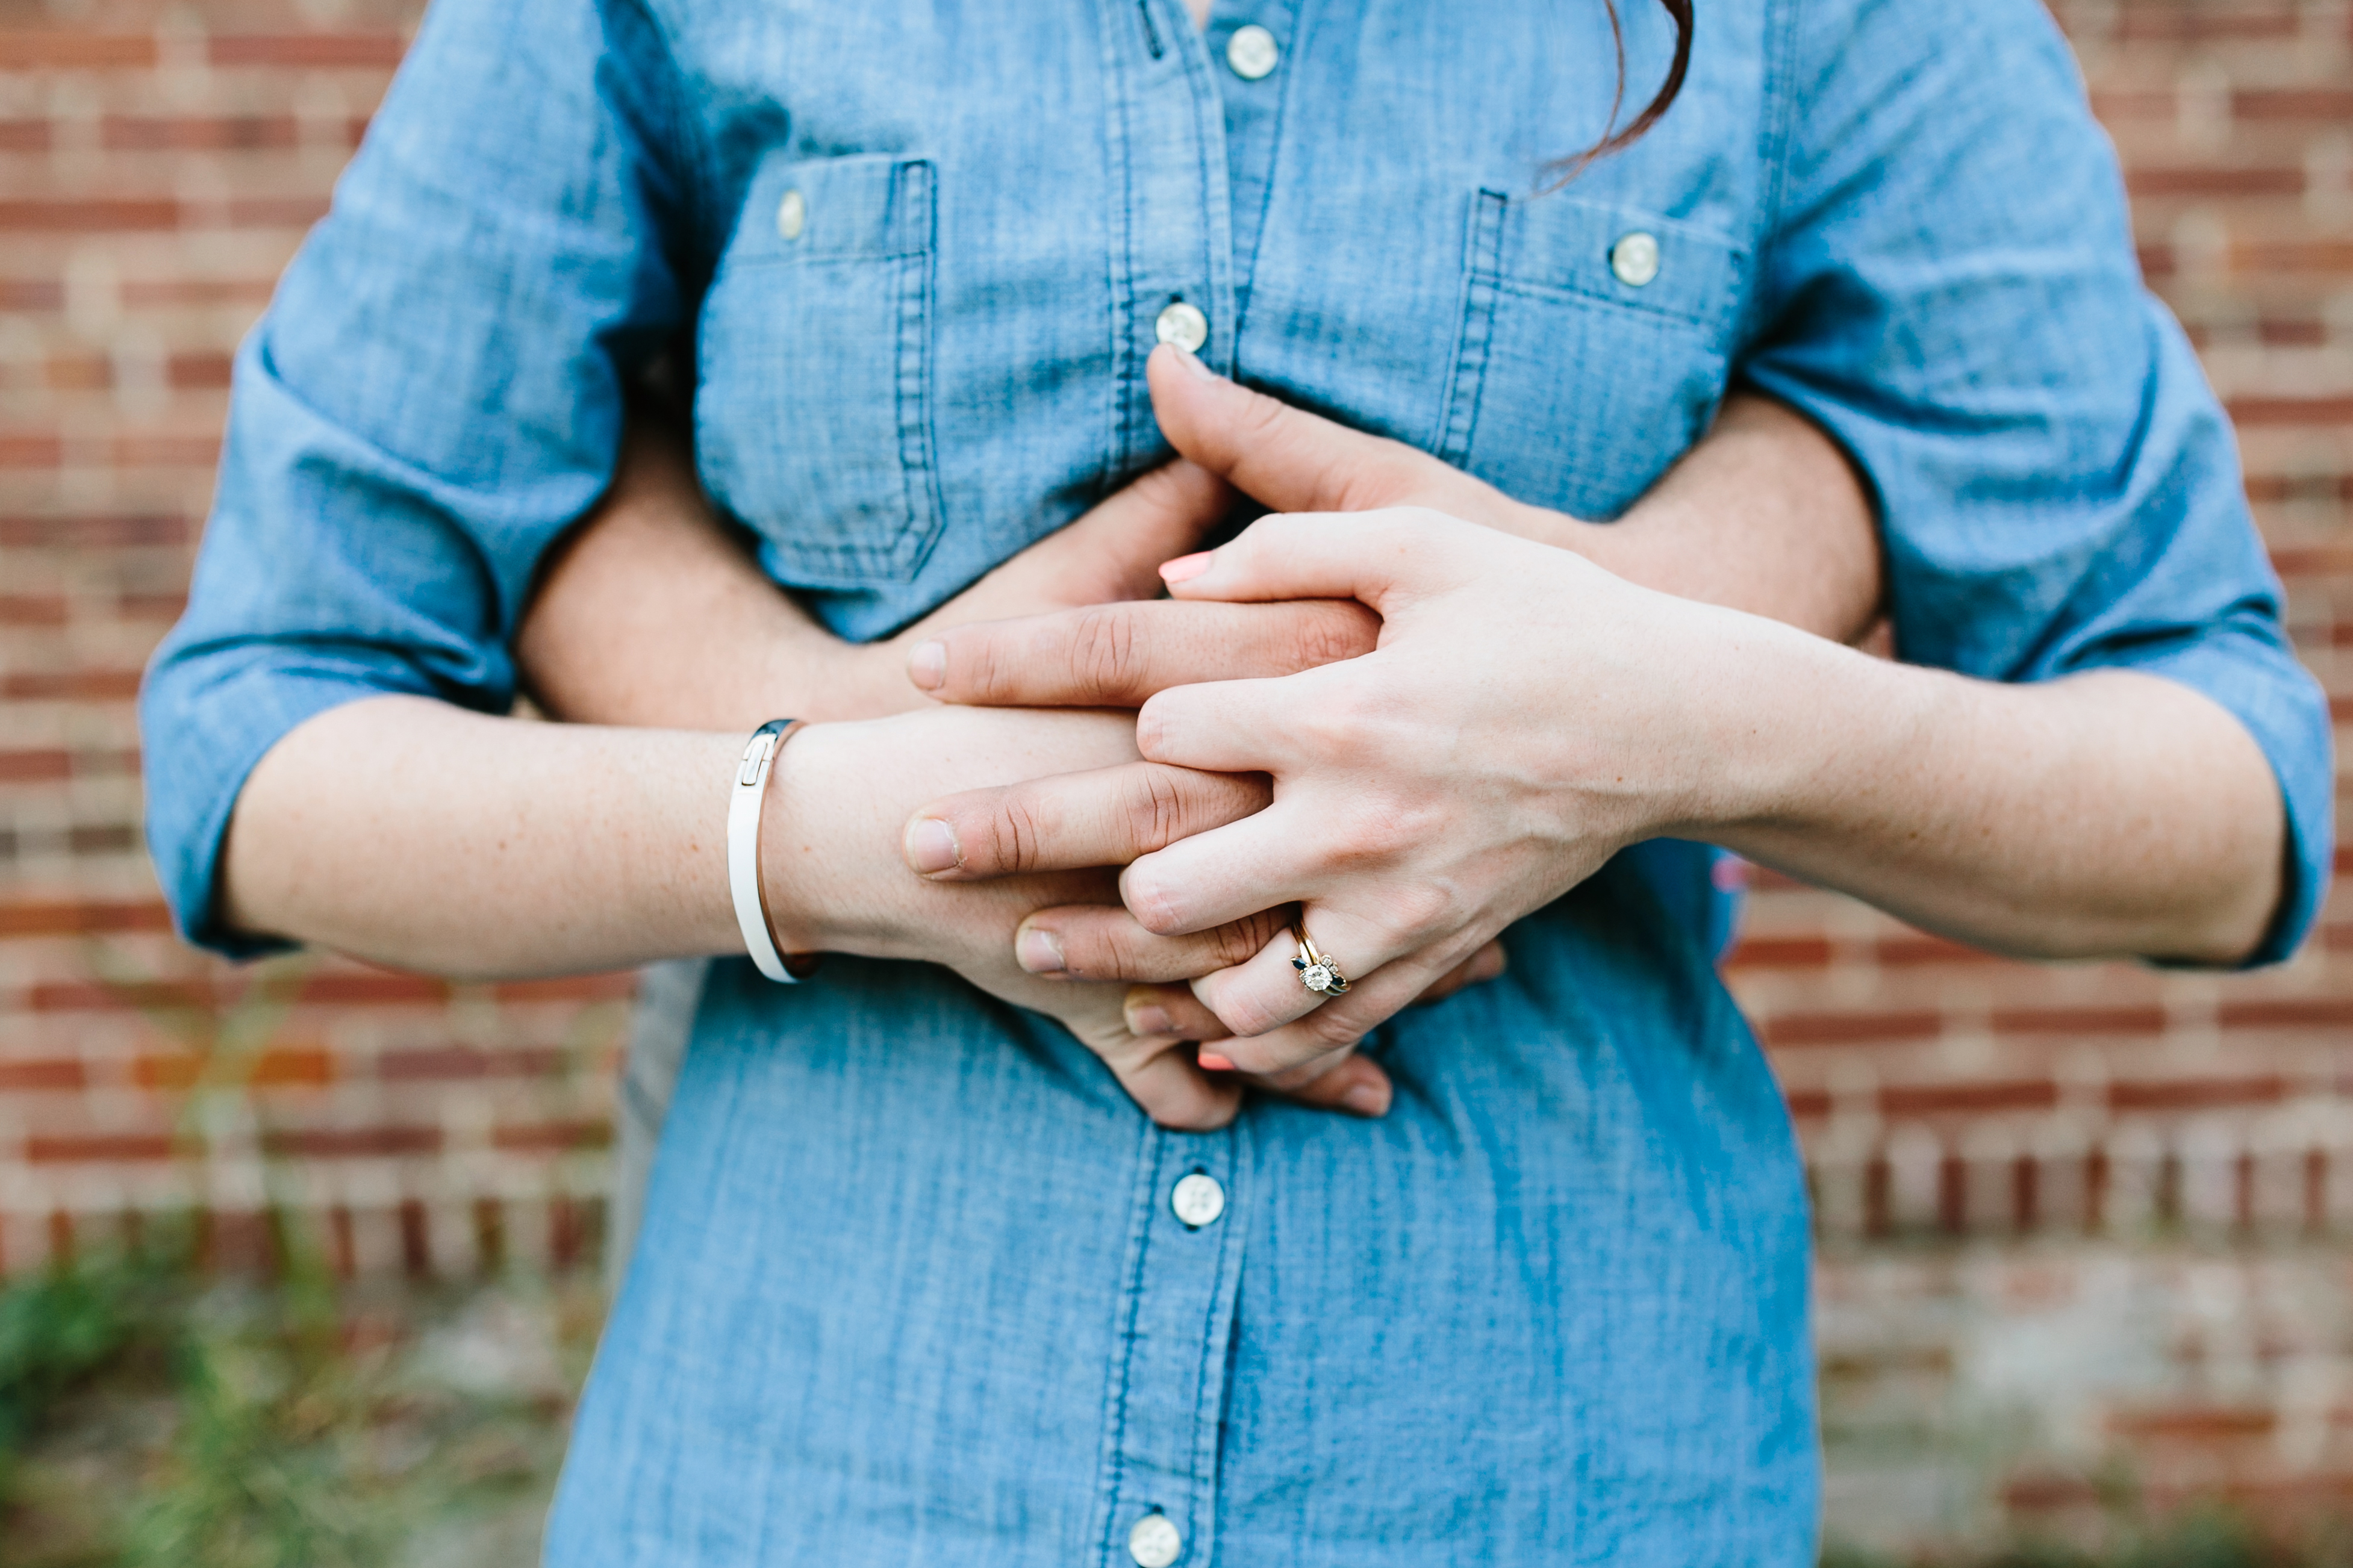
[1292,922,1350,997]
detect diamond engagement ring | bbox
[1292,924,1350,997]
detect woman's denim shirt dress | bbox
[141,0,2333,1558]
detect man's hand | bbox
[517,406,1241,728]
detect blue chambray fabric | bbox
[139,0,2334,1558]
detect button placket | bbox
[1202,0,1303,334]
[1087,1122,1250,1568]
[1095,0,1242,471]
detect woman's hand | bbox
[1068,506,2282,1074]
[757,703,1395,1125]
[1083,509,1751,1073]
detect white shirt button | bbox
[776,188,807,241]
[1170,1172,1226,1228]
[1129,1513,1183,1568]
[1154,300,1209,353]
[1609,231,1660,287]
[1226,23,1280,80]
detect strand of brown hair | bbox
[1542,0,1695,190]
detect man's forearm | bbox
[520,390,1886,735]
[517,413,900,729]
[1597,391,1883,647]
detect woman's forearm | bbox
[222,695,741,977]
[1701,635,2284,965]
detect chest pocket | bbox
[1436,192,1747,521]
[696,154,944,585]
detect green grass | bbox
[0,1235,601,1568]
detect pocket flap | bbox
[730,153,936,266]
[1495,196,1745,328]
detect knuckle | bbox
[1125,767,1191,853]
[1211,988,1291,1041]
[1379,880,1457,945]
[980,794,1047,874]
[1292,603,1379,670]
[1120,869,1189,937]
[959,632,1014,703]
[1235,389,1291,446]
[1304,1005,1368,1051]
[1207,918,1270,970]
[1066,606,1144,702]
[1093,921,1156,981]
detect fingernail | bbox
[1197,1050,1236,1071]
[1159,550,1213,585]
[905,818,961,875]
[1016,926,1066,975]
[1342,1080,1391,1118]
[908,640,946,691]
[1171,344,1217,380]
[1128,1003,1173,1036]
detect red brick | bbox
[2127,165,2305,198]
[0,198,179,232]
[131,1046,331,1091]
[1873,933,2002,966]
[167,351,234,388]
[263,1125,441,1158]
[1761,1010,1942,1047]
[0,898,171,937]
[2,670,143,701]
[2235,89,2353,121]
[2228,395,2353,427]
[0,1060,86,1092]
[1721,935,1835,970]
[2217,999,2353,1028]
[1989,1005,2166,1036]
[103,113,298,151]
[0,596,69,627]
[206,34,409,67]
[2108,1075,2286,1112]
[1881,1080,2060,1118]
[25,1133,189,1165]
[2107,1404,2277,1441]
[491,1119,611,1154]
[0,33,158,68]
[297,971,449,1006]
[0,750,72,783]
[377,1045,567,1081]
[0,512,188,548]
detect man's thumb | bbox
[1042,456,1233,603]
[1147,343,1425,515]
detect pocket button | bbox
[776,188,808,241]
[1609,231,1660,287]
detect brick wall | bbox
[1,0,2347,1549]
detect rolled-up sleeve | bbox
[1738,0,2334,965]
[140,0,696,954]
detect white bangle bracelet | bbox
[726,718,807,983]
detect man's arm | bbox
[513,382,1881,738]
